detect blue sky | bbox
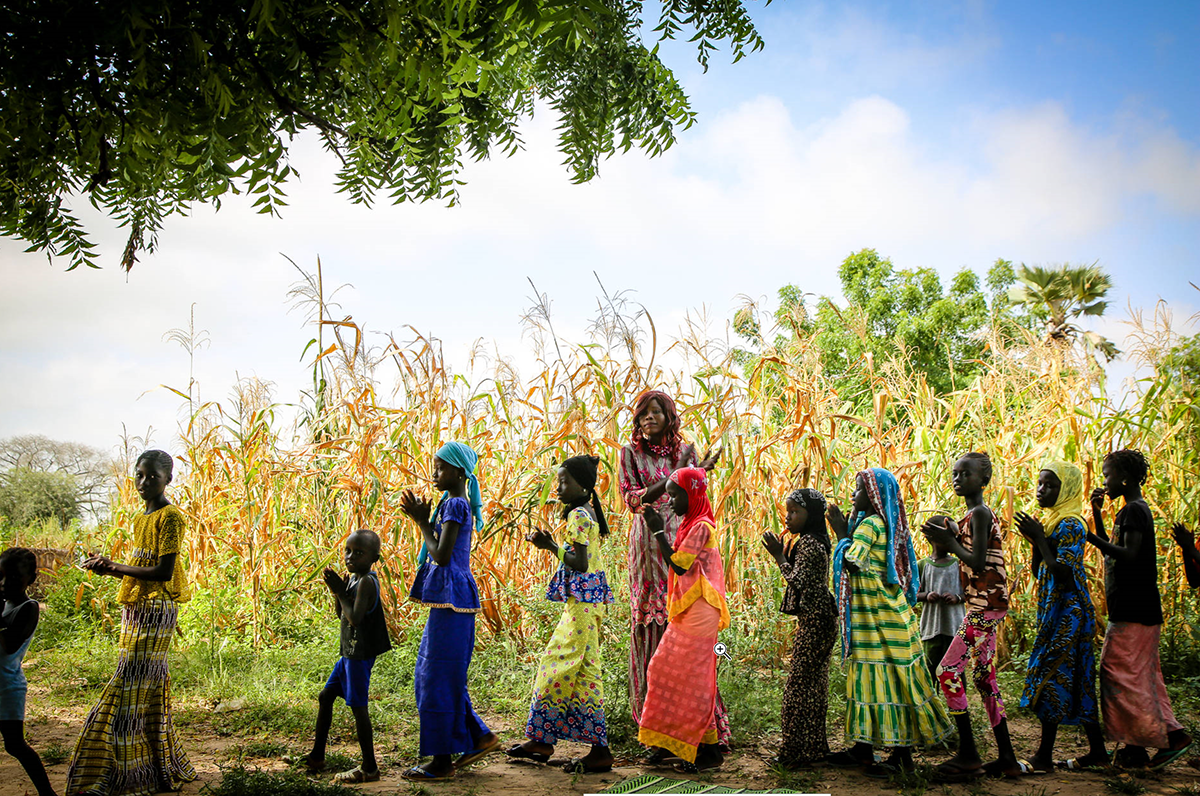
[2,0,1198,454]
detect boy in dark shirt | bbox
[287,530,392,783]
[1087,450,1191,770]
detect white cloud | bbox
[3,85,1199,451]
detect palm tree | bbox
[1008,262,1120,360]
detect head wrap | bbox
[1040,461,1085,534]
[630,390,683,456]
[786,487,830,551]
[560,454,609,537]
[669,466,716,547]
[832,468,918,660]
[417,441,484,566]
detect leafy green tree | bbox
[0,435,112,519]
[1007,262,1120,360]
[0,467,81,529]
[810,249,992,396]
[1,0,763,271]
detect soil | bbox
[5,699,1198,796]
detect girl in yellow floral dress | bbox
[508,455,614,774]
[68,450,196,796]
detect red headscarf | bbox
[669,466,716,549]
[630,390,683,456]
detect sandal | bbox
[456,735,501,768]
[401,765,453,782]
[1057,755,1109,771]
[642,748,672,766]
[863,762,899,780]
[1149,742,1194,771]
[934,761,984,783]
[505,743,550,764]
[562,757,613,774]
[333,766,381,784]
[826,750,870,768]
[282,753,326,773]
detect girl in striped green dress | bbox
[828,468,951,777]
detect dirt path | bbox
[7,706,1199,795]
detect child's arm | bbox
[1090,488,1109,542]
[337,573,377,627]
[83,553,177,582]
[322,568,345,617]
[1015,511,1073,585]
[645,507,696,576]
[1172,523,1200,587]
[826,504,860,573]
[400,490,459,566]
[0,602,38,654]
[922,509,989,573]
[526,529,589,572]
[1087,505,1144,562]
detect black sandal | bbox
[562,758,613,774]
[505,744,550,764]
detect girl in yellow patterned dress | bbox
[68,450,196,796]
[508,455,614,774]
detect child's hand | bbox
[525,528,556,551]
[826,504,849,540]
[921,518,955,547]
[926,591,942,603]
[698,446,723,472]
[399,489,431,524]
[321,567,346,595]
[1090,487,1106,514]
[642,506,665,533]
[1014,511,1044,542]
[82,554,115,574]
[1173,523,1195,550]
[761,531,784,559]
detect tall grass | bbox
[83,265,1200,672]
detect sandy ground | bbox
[6,704,1199,796]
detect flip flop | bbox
[332,766,380,784]
[504,744,550,764]
[456,736,501,768]
[281,753,326,773]
[1056,755,1109,771]
[562,758,613,774]
[401,765,453,782]
[1148,743,1193,771]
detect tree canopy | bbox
[1,0,764,271]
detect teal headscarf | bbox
[417,441,484,566]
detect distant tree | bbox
[0,467,80,530]
[0,435,113,519]
[1007,262,1120,360]
[1,0,764,271]
[811,249,992,396]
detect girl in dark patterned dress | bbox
[1013,462,1107,772]
[762,488,837,768]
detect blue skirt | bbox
[415,607,490,756]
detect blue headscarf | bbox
[417,441,484,566]
[832,468,919,660]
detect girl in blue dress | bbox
[1014,461,1106,772]
[400,442,498,781]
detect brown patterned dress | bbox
[777,534,837,766]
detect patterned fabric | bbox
[618,440,697,625]
[545,508,614,604]
[408,497,481,612]
[1020,516,1099,725]
[937,609,1007,728]
[956,507,1009,613]
[777,535,837,766]
[116,505,189,605]
[638,600,722,763]
[1100,621,1183,747]
[414,607,490,756]
[65,600,195,796]
[833,468,919,659]
[664,469,730,630]
[836,515,951,748]
[525,598,608,746]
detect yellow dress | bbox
[66,505,196,796]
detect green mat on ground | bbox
[597,774,822,794]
